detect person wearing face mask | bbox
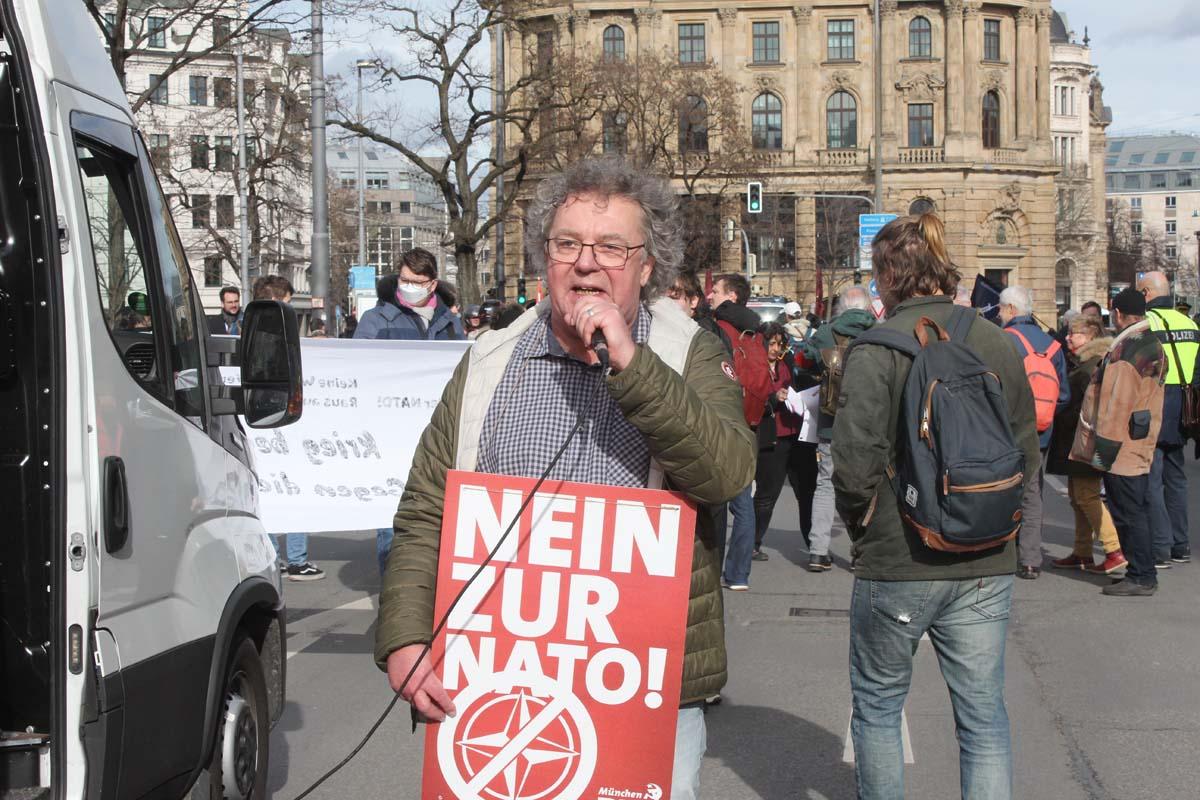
[354,248,465,344]
[355,247,464,577]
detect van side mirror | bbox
[238,300,303,428]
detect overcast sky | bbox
[1052,0,1200,136]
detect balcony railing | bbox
[817,148,867,167]
[897,147,945,164]
[987,147,1024,164]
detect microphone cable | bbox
[291,361,611,799]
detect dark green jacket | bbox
[831,296,1041,581]
[798,308,877,439]
[374,300,756,704]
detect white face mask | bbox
[398,282,432,305]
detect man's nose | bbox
[574,244,602,272]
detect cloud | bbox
[1101,6,1199,45]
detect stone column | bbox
[1035,8,1053,154]
[961,3,981,150]
[795,196,818,307]
[943,0,964,157]
[554,13,571,49]
[718,7,737,65]
[572,10,590,57]
[791,5,813,147]
[879,0,899,159]
[634,7,655,54]
[1016,8,1035,144]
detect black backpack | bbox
[849,307,1026,553]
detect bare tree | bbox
[326,0,606,304]
[84,0,305,114]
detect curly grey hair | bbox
[523,157,682,301]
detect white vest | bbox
[454,298,701,490]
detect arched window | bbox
[602,25,625,61]
[982,91,1000,149]
[751,93,783,150]
[909,197,936,216]
[826,91,857,149]
[909,16,932,58]
[678,95,708,152]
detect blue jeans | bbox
[671,706,706,800]
[273,533,308,566]
[722,486,755,585]
[377,527,394,576]
[1148,445,1190,560]
[850,576,1014,800]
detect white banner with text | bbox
[249,338,472,532]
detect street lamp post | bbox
[356,60,373,274]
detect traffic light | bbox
[747,181,763,214]
[517,277,527,305]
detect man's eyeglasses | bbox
[545,237,646,269]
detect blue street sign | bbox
[859,213,899,247]
[868,279,879,298]
[349,265,377,290]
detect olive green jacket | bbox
[374,299,756,704]
[831,296,1041,581]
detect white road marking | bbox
[286,593,377,660]
[1045,475,1068,496]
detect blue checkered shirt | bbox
[476,307,654,487]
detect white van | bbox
[0,2,303,798]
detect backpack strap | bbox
[849,326,922,360]
[947,305,976,343]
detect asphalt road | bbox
[267,457,1200,800]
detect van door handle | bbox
[103,457,130,553]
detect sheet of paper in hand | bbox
[421,470,697,800]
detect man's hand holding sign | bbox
[375,159,756,800]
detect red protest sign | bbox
[421,470,697,800]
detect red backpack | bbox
[1007,328,1061,433]
[716,320,774,427]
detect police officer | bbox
[1137,271,1200,566]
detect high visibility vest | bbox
[1147,308,1199,386]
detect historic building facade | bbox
[1049,12,1109,311]
[497,0,1070,317]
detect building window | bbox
[1176,172,1194,188]
[368,226,394,271]
[908,16,932,58]
[191,194,210,229]
[214,136,234,171]
[1181,151,1196,164]
[1167,245,1178,260]
[367,173,389,190]
[189,135,208,169]
[189,75,207,106]
[1151,173,1167,189]
[214,77,233,108]
[752,93,783,150]
[603,111,627,154]
[399,201,412,214]
[1166,195,1177,208]
[216,195,235,228]
[147,16,167,48]
[982,91,1000,149]
[1123,174,1141,190]
[102,12,115,37]
[242,78,256,109]
[678,95,709,152]
[1131,221,1143,236]
[678,24,705,64]
[148,134,170,171]
[1129,153,1144,164]
[399,226,414,252]
[602,25,625,61]
[204,256,222,288]
[909,197,936,216]
[1130,196,1142,208]
[907,103,934,147]
[827,20,855,61]
[1166,221,1177,236]
[213,17,231,46]
[149,74,168,105]
[752,22,780,63]
[983,19,1001,61]
[1153,152,1169,165]
[340,176,355,189]
[536,31,554,69]
[826,91,857,149]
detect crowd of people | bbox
[214,155,1198,799]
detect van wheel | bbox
[196,636,269,799]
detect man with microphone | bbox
[374,157,755,798]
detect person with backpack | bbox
[832,213,1040,799]
[709,273,771,586]
[1069,288,1166,596]
[796,285,876,572]
[998,286,1070,579]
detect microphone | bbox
[591,329,610,369]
